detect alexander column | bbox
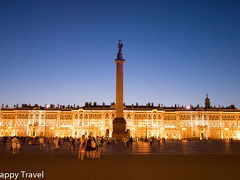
[112,40,127,139]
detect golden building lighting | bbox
[0,98,240,140]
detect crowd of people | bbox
[2,135,236,158]
[1,135,104,160]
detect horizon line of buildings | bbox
[0,96,240,140]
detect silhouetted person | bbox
[129,137,133,146]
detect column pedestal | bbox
[112,117,127,139]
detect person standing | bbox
[50,137,54,152]
[162,137,166,144]
[16,138,20,153]
[126,137,130,147]
[39,136,44,152]
[149,137,153,146]
[86,136,92,159]
[54,137,59,150]
[91,137,96,159]
[69,137,74,151]
[11,137,18,155]
[78,135,87,160]
[95,136,101,158]
[100,137,104,156]
[129,136,133,146]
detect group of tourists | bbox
[78,135,104,160]
[148,137,166,146]
[123,136,133,147]
[39,136,59,152]
[10,136,20,154]
[122,136,167,146]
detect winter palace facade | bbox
[1,97,240,140]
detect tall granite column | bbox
[112,41,127,139]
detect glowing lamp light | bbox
[50,127,54,130]
[165,125,175,128]
[186,105,191,110]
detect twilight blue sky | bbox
[0,0,240,108]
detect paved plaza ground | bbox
[1,141,240,180]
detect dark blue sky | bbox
[0,0,240,108]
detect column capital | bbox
[115,59,125,64]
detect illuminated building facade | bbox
[0,99,240,140]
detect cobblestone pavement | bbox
[1,141,240,180]
[103,141,240,155]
